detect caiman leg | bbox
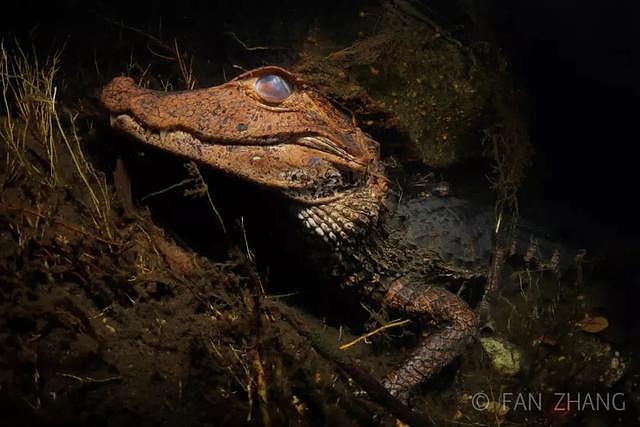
[381,280,479,402]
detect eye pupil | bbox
[255,74,292,103]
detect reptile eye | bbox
[255,74,292,103]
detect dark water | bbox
[487,1,640,347]
[492,1,640,233]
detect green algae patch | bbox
[480,336,523,376]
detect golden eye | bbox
[255,74,292,103]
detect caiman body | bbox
[101,67,493,402]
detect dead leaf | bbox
[576,316,609,333]
[533,335,557,347]
[452,408,463,421]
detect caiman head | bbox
[101,66,388,243]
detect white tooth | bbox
[304,220,311,229]
[109,115,117,126]
[297,213,304,220]
[307,218,317,227]
[328,232,337,240]
[315,227,324,237]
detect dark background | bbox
[492,1,640,241]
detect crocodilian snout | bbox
[100,71,379,202]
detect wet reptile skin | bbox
[101,66,492,402]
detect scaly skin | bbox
[381,282,479,402]
[101,67,484,402]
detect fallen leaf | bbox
[291,395,307,416]
[576,316,609,333]
[452,408,463,421]
[533,335,557,347]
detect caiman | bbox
[100,66,498,402]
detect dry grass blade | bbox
[0,41,62,184]
[339,319,411,350]
[0,40,114,241]
[54,111,113,238]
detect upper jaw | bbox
[108,113,374,203]
[108,111,372,170]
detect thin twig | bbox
[240,216,254,263]
[140,178,193,201]
[59,372,123,384]
[340,319,411,350]
[265,291,300,299]
[98,15,167,47]
[224,32,285,52]
[184,162,226,233]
